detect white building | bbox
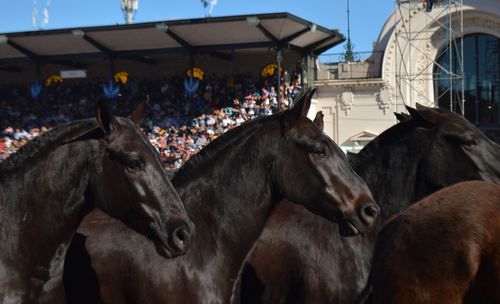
[313,0,500,152]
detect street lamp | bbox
[277,49,283,109]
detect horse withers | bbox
[63,88,379,304]
[0,100,194,303]
[365,181,500,304]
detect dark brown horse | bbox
[239,106,500,304]
[0,100,193,304]
[63,88,379,303]
[364,181,500,304]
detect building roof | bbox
[0,12,344,67]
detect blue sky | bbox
[0,1,394,54]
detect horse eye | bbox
[126,159,143,170]
[311,147,327,157]
[463,139,477,146]
[445,134,477,146]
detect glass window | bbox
[434,34,500,142]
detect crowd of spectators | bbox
[0,71,302,170]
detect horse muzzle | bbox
[338,202,380,237]
[151,219,195,258]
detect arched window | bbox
[434,34,500,142]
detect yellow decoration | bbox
[187,67,204,80]
[261,63,282,77]
[114,71,129,84]
[45,75,63,86]
[227,76,235,88]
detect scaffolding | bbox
[394,0,465,114]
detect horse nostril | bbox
[359,203,379,226]
[365,205,379,218]
[171,225,192,253]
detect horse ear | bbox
[406,106,435,128]
[284,88,315,129]
[394,112,411,122]
[130,100,148,125]
[96,98,116,136]
[415,103,427,110]
[313,111,324,131]
[290,88,315,118]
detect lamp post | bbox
[121,0,138,24]
[277,49,283,109]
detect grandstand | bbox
[0,13,345,168]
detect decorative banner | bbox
[45,75,63,86]
[103,81,120,99]
[186,67,204,80]
[114,71,129,84]
[30,82,42,99]
[184,77,200,96]
[261,63,282,77]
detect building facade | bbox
[314,0,500,152]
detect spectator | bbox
[0,71,299,169]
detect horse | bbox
[63,88,379,303]
[0,100,194,304]
[364,181,500,304]
[239,105,500,304]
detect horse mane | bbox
[0,119,99,176]
[173,113,282,182]
[350,119,417,168]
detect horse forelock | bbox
[0,119,99,176]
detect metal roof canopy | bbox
[0,12,344,68]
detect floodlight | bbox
[72,29,85,38]
[246,16,260,27]
[155,23,169,32]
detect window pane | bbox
[435,34,500,143]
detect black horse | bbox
[239,105,500,304]
[63,88,379,303]
[0,100,194,304]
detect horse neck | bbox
[0,139,98,273]
[173,125,280,290]
[352,141,421,224]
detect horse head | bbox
[92,100,194,258]
[408,105,500,194]
[275,89,379,237]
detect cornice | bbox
[315,78,386,88]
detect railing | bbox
[318,50,382,64]
[396,0,455,5]
[317,50,384,80]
